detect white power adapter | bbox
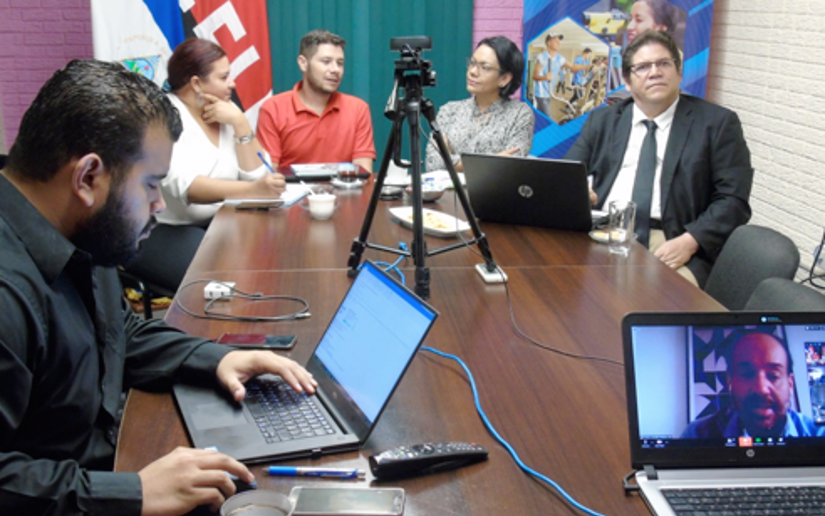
[204,281,236,300]
[475,263,508,283]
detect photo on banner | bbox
[91,0,272,128]
[523,0,715,158]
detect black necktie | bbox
[632,120,657,248]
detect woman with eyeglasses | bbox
[425,36,534,172]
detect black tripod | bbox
[346,37,499,299]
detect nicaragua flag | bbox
[92,0,272,129]
[91,0,184,89]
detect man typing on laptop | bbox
[0,60,316,516]
[682,332,825,439]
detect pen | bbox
[257,151,277,174]
[266,466,366,479]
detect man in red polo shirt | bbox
[257,29,376,171]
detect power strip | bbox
[204,281,236,300]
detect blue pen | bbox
[266,466,366,479]
[257,151,277,174]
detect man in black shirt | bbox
[0,60,317,516]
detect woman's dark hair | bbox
[477,36,525,98]
[167,38,227,92]
[639,0,678,33]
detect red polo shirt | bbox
[257,81,376,167]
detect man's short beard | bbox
[72,187,155,267]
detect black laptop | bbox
[461,153,593,232]
[623,311,825,516]
[173,261,438,463]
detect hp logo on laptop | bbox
[518,185,534,198]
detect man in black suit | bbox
[565,30,753,287]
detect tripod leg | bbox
[405,98,430,299]
[346,116,400,277]
[422,100,499,273]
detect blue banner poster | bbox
[524,0,714,157]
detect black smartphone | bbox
[216,333,297,350]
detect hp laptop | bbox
[461,153,593,232]
[623,311,825,516]
[174,261,438,463]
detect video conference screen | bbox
[630,323,825,450]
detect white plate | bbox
[590,229,635,244]
[389,206,471,237]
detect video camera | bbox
[390,36,436,88]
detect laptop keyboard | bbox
[662,486,825,515]
[245,379,336,443]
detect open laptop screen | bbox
[309,262,437,428]
[623,312,825,469]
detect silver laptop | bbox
[622,311,825,516]
[461,153,593,232]
[174,260,438,463]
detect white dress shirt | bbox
[603,98,679,221]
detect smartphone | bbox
[289,486,404,516]
[216,333,297,350]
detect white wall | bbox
[708,0,825,279]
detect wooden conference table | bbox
[116,177,722,516]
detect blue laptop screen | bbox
[313,262,437,424]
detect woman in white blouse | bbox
[159,37,285,225]
[125,38,285,294]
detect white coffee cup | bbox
[308,193,336,220]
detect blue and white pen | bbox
[257,151,277,174]
[266,466,366,479]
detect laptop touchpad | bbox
[191,401,248,430]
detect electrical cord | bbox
[448,189,623,367]
[174,279,310,322]
[622,470,641,495]
[421,346,609,516]
[800,227,825,289]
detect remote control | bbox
[369,441,488,479]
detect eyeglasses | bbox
[630,58,677,77]
[466,57,501,74]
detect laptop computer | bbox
[461,153,593,232]
[622,311,825,516]
[173,260,438,463]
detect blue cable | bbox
[421,346,608,516]
[361,242,408,285]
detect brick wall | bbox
[0,0,93,148]
[1,0,823,281]
[707,0,825,278]
[473,0,523,48]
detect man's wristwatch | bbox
[235,131,255,144]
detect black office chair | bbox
[703,225,800,310]
[745,277,825,311]
[120,224,206,319]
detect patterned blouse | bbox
[425,97,535,171]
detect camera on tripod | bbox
[390,36,436,88]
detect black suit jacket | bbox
[565,94,753,286]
